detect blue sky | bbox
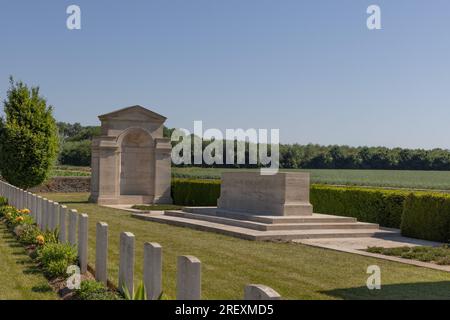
[0,0,449,148]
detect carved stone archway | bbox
[89,105,172,205]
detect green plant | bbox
[366,245,450,265]
[0,77,59,189]
[75,280,121,300]
[16,224,41,245]
[41,229,59,244]
[37,243,77,278]
[0,197,8,207]
[401,193,450,242]
[121,282,147,300]
[59,140,92,167]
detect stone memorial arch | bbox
[89,105,172,205]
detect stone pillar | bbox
[119,232,135,297]
[95,222,108,285]
[177,255,201,300]
[244,285,281,300]
[48,200,55,231]
[41,198,49,230]
[78,213,88,274]
[68,209,78,246]
[154,138,173,204]
[89,140,120,205]
[59,205,68,243]
[143,242,162,300]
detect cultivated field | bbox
[51,166,450,191]
[172,167,450,191]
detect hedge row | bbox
[170,179,450,242]
[401,193,450,242]
[172,179,221,206]
[309,185,410,228]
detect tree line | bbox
[57,123,450,171]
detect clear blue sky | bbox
[0,0,449,149]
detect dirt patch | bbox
[30,177,91,193]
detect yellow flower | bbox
[36,235,45,245]
[21,209,30,215]
[15,216,24,223]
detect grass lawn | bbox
[0,223,58,300]
[173,167,450,191]
[41,192,450,300]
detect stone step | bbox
[183,207,358,224]
[133,213,395,241]
[165,210,378,231]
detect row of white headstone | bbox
[0,180,281,300]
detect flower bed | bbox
[0,197,121,300]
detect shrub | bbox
[401,193,450,242]
[310,185,410,228]
[76,280,121,300]
[0,197,7,206]
[59,140,92,166]
[37,243,78,278]
[172,178,221,206]
[16,224,41,245]
[0,77,59,189]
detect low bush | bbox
[15,224,42,245]
[0,196,7,206]
[37,243,78,278]
[367,245,450,265]
[172,179,221,206]
[401,193,450,242]
[75,280,121,300]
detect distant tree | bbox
[0,77,59,188]
[59,140,92,166]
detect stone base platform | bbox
[132,207,398,241]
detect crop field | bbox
[172,167,450,191]
[50,166,450,191]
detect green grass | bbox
[131,204,183,211]
[173,167,450,191]
[0,223,58,300]
[367,246,450,265]
[40,192,450,299]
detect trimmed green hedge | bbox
[401,193,450,242]
[172,179,221,206]
[170,179,450,241]
[310,185,410,228]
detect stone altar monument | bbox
[217,172,313,216]
[89,105,172,205]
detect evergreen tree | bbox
[0,77,59,188]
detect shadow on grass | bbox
[32,283,52,293]
[321,281,450,300]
